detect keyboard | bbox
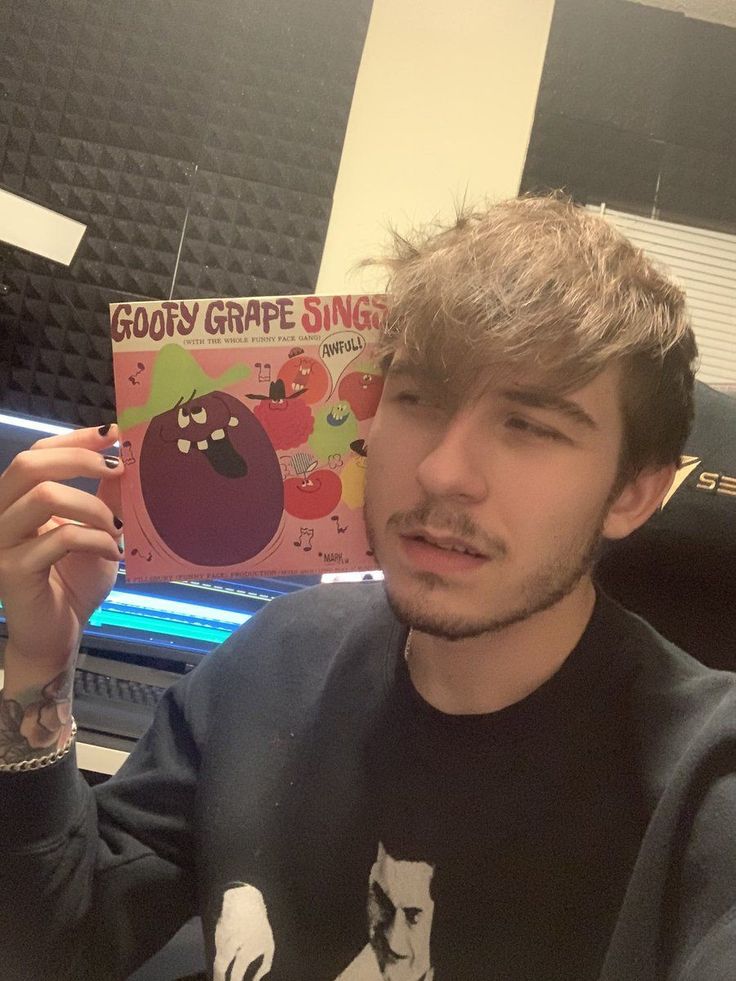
[73,668,169,742]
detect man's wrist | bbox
[0,718,77,773]
[0,666,75,766]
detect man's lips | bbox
[400,529,487,557]
[399,530,490,573]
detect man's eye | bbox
[394,390,422,405]
[507,416,564,441]
[393,386,445,409]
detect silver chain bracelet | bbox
[0,719,77,773]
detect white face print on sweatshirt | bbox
[213,844,435,981]
[337,842,435,981]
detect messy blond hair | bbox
[374,194,698,482]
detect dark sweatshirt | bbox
[1,583,735,980]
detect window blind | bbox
[589,206,736,386]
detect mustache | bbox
[386,500,507,558]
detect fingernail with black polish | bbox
[104,456,120,469]
[113,516,123,529]
[118,544,124,555]
[98,424,111,436]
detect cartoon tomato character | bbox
[283,468,342,520]
[139,390,283,566]
[277,355,329,405]
[337,371,384,421]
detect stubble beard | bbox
[364,498,608,642]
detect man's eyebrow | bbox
[385,360,421,379]
[384,361,435,385]
[501,388,599,430]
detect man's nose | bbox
[415,410,487,502]
[385,912,412,958]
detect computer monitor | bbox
[76,566,317,669]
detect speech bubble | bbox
[319,330,366,395]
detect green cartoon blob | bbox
[118,344,251,430]
[307,401,358,460]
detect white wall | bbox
[316,0,555,293]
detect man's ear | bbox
[602,463,677,542]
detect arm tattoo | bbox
[0,670,74,764]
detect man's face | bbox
[367,846,434,981]
[364,357,629,639]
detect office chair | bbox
[596,380,736,670]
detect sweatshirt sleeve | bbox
[0,583,384,980]
[0,672,202,981]
[666,764,736,981]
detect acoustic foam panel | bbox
[522,110,664,217]
[535,0,683,140]
[521,0,736,233]
[0,0,372,426]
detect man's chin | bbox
[382,580,507,641]
[381,571,589,642]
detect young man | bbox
[0,196,734,981]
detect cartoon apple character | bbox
[337,370,384,421]
[277,355,329,405]
[283,466,342,519]
[139,389,283,565]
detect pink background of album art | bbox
[114,343,381,582]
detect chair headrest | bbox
[595,381,736,669]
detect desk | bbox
[0,667,128,776]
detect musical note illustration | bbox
[293,527,314,552]
[128,362,146,385]
[121,440,136,466]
